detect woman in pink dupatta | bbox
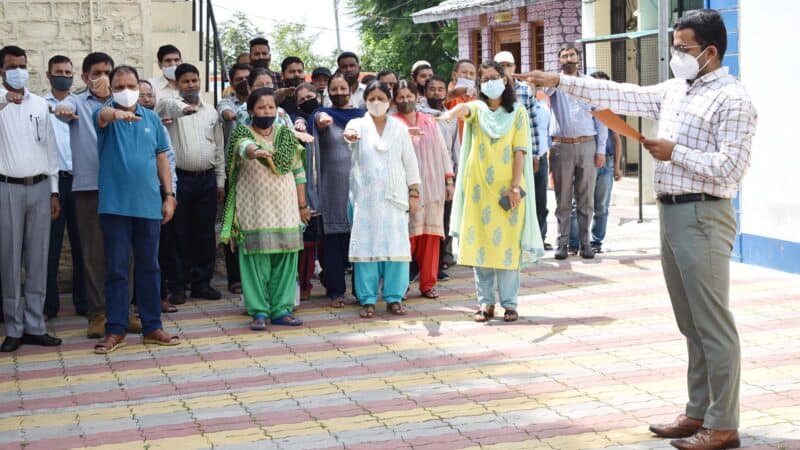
[393,80,455,298]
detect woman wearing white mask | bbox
[438,60,544,323]
[343,81,422,318]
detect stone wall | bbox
[0,0,153,95]
[456,0,582,73]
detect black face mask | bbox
[396,101,415,114]
[329,94,349,108]
[234,80,249,97]
[426,97,444,110]
[252,115,275,129]
[283,77,302,88]
[299,98,320,116]
[251,59,269,69]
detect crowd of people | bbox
[0,8,758,450]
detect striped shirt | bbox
[513,80,541,157]
[558,67,757,198]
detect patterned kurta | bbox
[457,103,530,270]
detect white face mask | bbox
[162,65,177,81]
[669,47,710,80]
[366,100,390,117]
[113,89,140,108]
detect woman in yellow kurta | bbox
[440,60,544,322]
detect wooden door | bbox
[492,26,520,69]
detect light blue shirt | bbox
[45,92,73,172]
[94,104,169,220]
[58,90,111,191]
[547,74,608,154]
[532,99,552,157]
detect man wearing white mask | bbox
[0,45,62,352]
[149,44,182,104]
[519,9,756,450]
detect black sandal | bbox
[474,304,495,323]
[503,309,519,322]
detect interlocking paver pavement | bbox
[1,200,799,450]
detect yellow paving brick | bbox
[205,427,270,446]
[265,420,326,439]
[320,414,382,432]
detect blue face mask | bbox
[4,68,29,90]
[480,78,505,100]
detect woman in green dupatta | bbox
[438,61,544,323]
[221,88,313,330]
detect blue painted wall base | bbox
[739,234,800,274]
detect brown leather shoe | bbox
[671,428,740,450]
[650,414,704,438]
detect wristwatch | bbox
[164,192,176,197]
[510,187,521,194]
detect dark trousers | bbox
[222,179,240,288]
[320,233,350,299]
[298,216,322,292]
[74,191,107,320]
[100,214,162,336]
[158,215,182,299]
[175,169,217,291]
[439,200,455,269]
[534,154,549,242]
[45,173,86,317]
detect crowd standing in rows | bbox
[0,9,756,449]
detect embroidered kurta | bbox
[394,112,454,238]
[345,116,421,261]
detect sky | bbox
[212,1,363,58]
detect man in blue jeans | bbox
[92,65,180,354]
[569,71,623,253]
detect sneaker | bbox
[87,315,106,339]
[191,285,222,300]
[591,244,602,254]
[543,242,553,251]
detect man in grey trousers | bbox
[520,9,756,450]
[0,45,63,352]
[545,46,608,260]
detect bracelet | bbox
[299,204,309,210]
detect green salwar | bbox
[239,250,298,319]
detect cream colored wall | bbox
[589,0,613,75]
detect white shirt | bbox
[44,92,74,172]
[322,83,366,109]
[0,88,59,193]
[148,74,179,105]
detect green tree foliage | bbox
[219,11,264,69]
[349,0,458,78]
[270,23,335,71]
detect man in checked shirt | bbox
[519,10,757,450]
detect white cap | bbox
[494,51,515,65]
[411,60,431,74]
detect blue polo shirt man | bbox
[92,66,178,351]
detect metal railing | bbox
[192,0,227,106]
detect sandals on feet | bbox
[503,309,519,322]
[329,297,346,308]
[474,304,495,323]
[271,313,303,326]
[161,300,178,313]
[94,334,126,354]
[421,288,439,299]
[142,329,180,346]
[387,302,407,316]
[250,314,267,331]
[359,304,375,318]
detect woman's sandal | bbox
[94,334,126,354]
[250,314,267,331]
[386,302,407,316]
[359,304,375,318]
[271,313,303,326]
[503,309,519,322]
[474,304,495,323]
[142,329,180,346]
[330,297,346,308]
[421,288,439,299]
[161,300,178,313]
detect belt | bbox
[176,168,214,177]
[0,174,48,185]
[657,193,724,204]
[553,136,594,144]
[59,171,73,178]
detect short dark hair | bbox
[228,63,251,83]
[48,55,72,72]
[0,46,27,67]
[363,80,392,101]
[377,69,398,81]
[393,79,418,100]
[281,56,304,73]
[109,65,139,84]
[453,59,474,74]
[157,44,181,63]
[248,68,273,87]
[361,74,377,85]
[138,79,153,89]
[328,70,348,90]
[82,52,114,74]
[411,63,432,80]
[479,60,515,113]
[249,37,270,50]
[558,46,580,58]
[337,52,359,65]
[590,71,610,80]
[674,9,727,60]
[425,74,448,92]
[174,63,199,82]
[247,87,275,111]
